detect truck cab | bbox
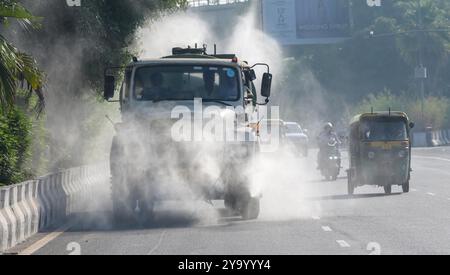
[104,46,272,223]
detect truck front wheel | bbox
[402,181,410,193]
[241,197,260,220]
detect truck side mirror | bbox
[104,75,115,100]
[409,122,415,129]
[261,73,272,98]
[245,69,257,81]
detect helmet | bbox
[324,122,333,130]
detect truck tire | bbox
[112,188,134,225]
[384,185,392,195]
[347,171,355,195]
[332,174,338,181]
[224,194,238,214]
[402,181,410,193]
[110,136,134,225]
[347,181,355,195]
[241,197,260,220]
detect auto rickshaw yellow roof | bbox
[350,111,409,125]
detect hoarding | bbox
[262,0,351,45]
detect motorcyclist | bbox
[317,122,341,170]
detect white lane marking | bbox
[321,226,332,232]
[19,222,73,255]
[415,156,450,162]
[336,240,351,248]
[426,192,436,196]
[311,216,321,220]
[411,188,418,192]
[147,230,167,255]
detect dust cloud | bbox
[128,4,325,224]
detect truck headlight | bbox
[368,151,375,159]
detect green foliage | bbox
[0,0,44,112]
[352,90,450,130]
[21,0,187,95]
[408,96,450,130]
[0,0,187,173]
[353,90,407,115]
[288,0,450,126]
[0,104,32,184]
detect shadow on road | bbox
[308,176,348,183]
[66,207,240,233]
[308,192,402,201]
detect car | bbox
[284,122,309,156]
[258,119,287,152]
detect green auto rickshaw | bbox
[347,111,415,195]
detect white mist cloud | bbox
[129,6,323,223]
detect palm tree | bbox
[0,0,44,112]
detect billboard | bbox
[262,0,351,45]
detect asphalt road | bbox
[10,147,450,255]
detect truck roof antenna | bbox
[371,107,373,114]
[214,44,217,55]
[389,107,391,116]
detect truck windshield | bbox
[285,123,302,134]
[361,119,408,141]
[134,65,240,101]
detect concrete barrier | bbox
[61,171,73,216]
[54,172,67,223]
[442,130,450,144]
[37,176,51,230]
[438,131,445,146]
[413,129,450,147]
[0,163,110,253]
[412,132,427,147]
[0,188,11,251]
[0,187,17,249]
[10,185,26,244]
[26,181,40,236]
[17,183,32,241]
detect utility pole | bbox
[415,0,427,122]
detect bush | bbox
[0,107,33,184]
[352,90,450,130]
[407,97,450,130]
[353,90,407,115]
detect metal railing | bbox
[188,0,249,7]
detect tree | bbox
[283,0,450,123]
[19,0,188,95]
[6,0,188,170]
[0,0,44,112]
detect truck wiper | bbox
[202,99,232,106]
[150,98,232,106]
[152,98,178,103]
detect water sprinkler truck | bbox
[104,45,273,223]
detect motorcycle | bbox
[319,137,341,181]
